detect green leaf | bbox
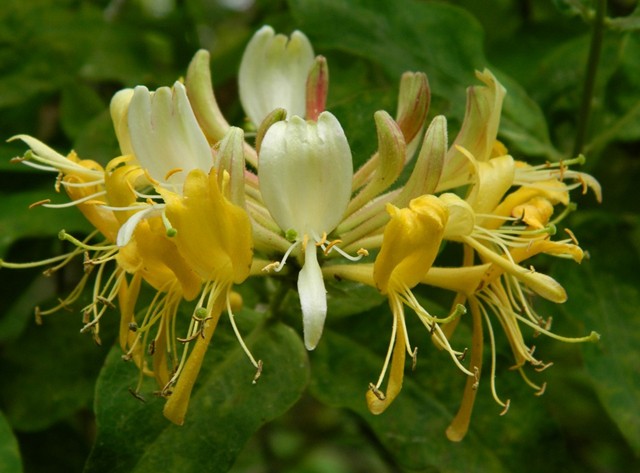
[0,190,92,257]
[309,328,508,473]
[0,302,114,431]
[552,218,640,455]
[85,311,309,473]
[0,411,22,473]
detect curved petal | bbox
[297,241,327,350]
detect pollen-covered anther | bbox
[357,248,369,257]
[164,167,184,181]
[472,366,480,390]
[564,227,579,245]
[315,232,328,247]
[262,261,281,272]
[322,239,342,255]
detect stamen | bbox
[58,230,117,252]
[226,293,262,376]
[315,232,328,247]
[41,190,107,208]
[262,240,301,272]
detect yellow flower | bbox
[158,168,255,425]
[367,195,468,414]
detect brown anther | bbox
[42,268,54,277]
[97,296,116,308]
[121,353,133,361]
[564,228,579,245]
[164,167,184,181]
[29,199,51,209]
[128,388,147,403]
[411,347,418,371]
[128,322,138,332]
[457,347,468,362]
[34,307,43,325]
[148,340,156,355]
[252,360,263,384]
[368,383,386,401]
[323,239,342,255]
[535,382,547,397]
[499,399,511,416]
[82,311,91,324]
[10,156,25,164]
[429,323,436,335]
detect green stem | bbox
[573,0,607,157]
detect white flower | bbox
[259,112,353,349]
[239,25,315,126]
[127,81,213,189]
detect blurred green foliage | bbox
[0,0,639,472]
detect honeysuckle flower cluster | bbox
[3,25,601,436]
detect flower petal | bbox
[298,240,327,350]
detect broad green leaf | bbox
[309,328,508,473]
[60,84,106,141]
[0,411,22,473]
[85,311,309,473]
[0,301,114,431]
[289,0,556,158]
[552,218,640,455]
[0,190,92,257]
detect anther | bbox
[411,347,418,371]
[148,340,156,355]
[564,228,579,245]
[499,399,511,416]
[323,239,342,255]
[534,361,554,372]
[315,232,328,247]
[29,199,51,209]
[472,366,480,390]
[10,156,25,164]
[164,168,184,181]
[34,307,43,325]
[457,347,468,362]
[262,261,280,272]
[252,360,263,384]
[357,248,369,257]
[128,322,138,332]
[368,383,386,401]
[128,388,147,403]
[535,382,547,396]
[97,296,116,308]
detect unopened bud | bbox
[186,49,230,144]
[396,71,430,148]
[306,55,329,121]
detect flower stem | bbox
[573,0,607,157]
